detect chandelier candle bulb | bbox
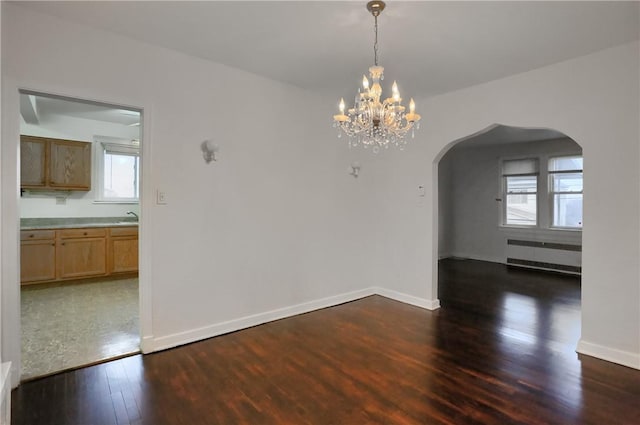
[392,81,400,102]
[405,98,421,123]
[332,1,421,151]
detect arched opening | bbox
[435,123,583,352]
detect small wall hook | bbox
[349,161,361,178]
[201,139,219,163]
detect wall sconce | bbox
[201,139,219,163]
[349,161,361,178]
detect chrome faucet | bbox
[126,211,139,221]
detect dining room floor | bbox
[20,277,139,381]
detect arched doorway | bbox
[435,123,583,350]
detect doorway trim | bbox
[1,84,154,388]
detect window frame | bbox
[548,155,583,230]
[94,141,140,204]
[501,158,539,228]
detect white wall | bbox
[364,41,640,369]
[0,0,4,371]
[20,113,140,218]
[441,138,582,263]
[0,6,13,419]
[1,3,638,391]
[1,3,383,386]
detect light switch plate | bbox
[157,190,167,205]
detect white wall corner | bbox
[148,288,378,353]
[139,336,155,354]
[577,339,640,370]
[374,287,440,310]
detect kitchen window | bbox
[96,142,139,203]
[502,158,539,226]
[549,155,583,228]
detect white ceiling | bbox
[15,1,640,99]
[20,93,140,126]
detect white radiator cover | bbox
[506,239,582,274]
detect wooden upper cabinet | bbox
[49,139,91,190]
[20,135,91,191]
[20,136,48,188]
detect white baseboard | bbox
[374,287,440,310]
[149,287,377,352]
[139,336,155,354]
[447,252,503,264]
[146,287,440,353]
[577,339,640,370]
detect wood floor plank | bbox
[11,259,640,424]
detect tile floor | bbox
[21,277,139,380]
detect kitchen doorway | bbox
[18,90,142,380]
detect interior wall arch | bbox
[413,41,640,370]
[433,123,583,277]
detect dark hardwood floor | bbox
[12,259,640,424]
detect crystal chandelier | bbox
[333,1,421,152]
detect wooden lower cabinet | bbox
[57,228,107,279]
[20,226,138,285]
[20,230,56,283]
[109,227,139,274]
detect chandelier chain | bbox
[373,14,379,66]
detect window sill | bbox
[93,200,139,205]
[500,224,537,230]
[549,226,582,232]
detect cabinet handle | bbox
[61,242,65,246]
[83,232,88,236]
[51,243,55,247]
[29,234,34,238]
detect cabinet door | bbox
[49,139,91,190]
[20,136,48,188]
[57,237,107,279]
[109,227,139,274]
[21,240,56,283]
[110,237,139,273]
